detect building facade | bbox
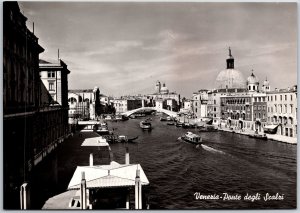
[149,81,180,112]
[3,2,70,209]
[39,59,70,106]
[266,86,297,137]
[192,90,208,118]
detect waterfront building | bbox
[3,2,70,208]
[68,87,101,120]
[182,99,192,113]
[148,81,180,112]
[192,90,208,118]
[220,93,252,129]
[266,86,297,137]
[39,59,70,106]
[252,93,267,132]
[111,98,143,114]
[155,99,165,110]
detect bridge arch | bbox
[121,107,178,117]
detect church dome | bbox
[215,69,246,89]
[215,47,246,89]
[247,72,259,85]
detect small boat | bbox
[198,125,217,132]
[160,117,167,121]
[182,123,192,129]
[249,133,268,140]
[115,115,123,121]
[175,121,184,127]
[117,135,128,143]
[166,116,172,121]
[129,115,136,119]
[98,122,109,134]
[180,132,203,145]
[140,120,152,130]
[105,115,112,120]
[167,122,175,125]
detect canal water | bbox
[106,115,296,209]
[31,115,296,209]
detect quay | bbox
[42,129,149,209]
[217,127,297,144]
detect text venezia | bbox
[194,192,284,202]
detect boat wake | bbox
[200,144,226,155]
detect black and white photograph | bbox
[3,1,297,210]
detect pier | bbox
[42,130,149,209]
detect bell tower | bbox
[226,47,234,69]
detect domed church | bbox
[215,48,247,90]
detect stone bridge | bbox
[121,107,178,117]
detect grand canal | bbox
[33,115,296,209]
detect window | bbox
[285,95,287,101]
[271,96,273,101]
[275,95,277,101]
[285,105,287,113]
[49,82,55,91]
[48,71,56,78]
[291,95,293,101]
[291,105,293,113]
[280,95,282,101]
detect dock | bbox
[42,129,150,209]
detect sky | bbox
[19,2,297,97]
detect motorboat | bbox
[140,120,152,130]
[249,133,268,140]
[180,132,203,145]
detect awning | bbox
[68,161,149,190]
[263,124,279,134]
[81,132,109,147]
[264,124,278,130]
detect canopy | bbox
[263,124,279,134]
[68,161,149,190]
[80,132,109,147]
